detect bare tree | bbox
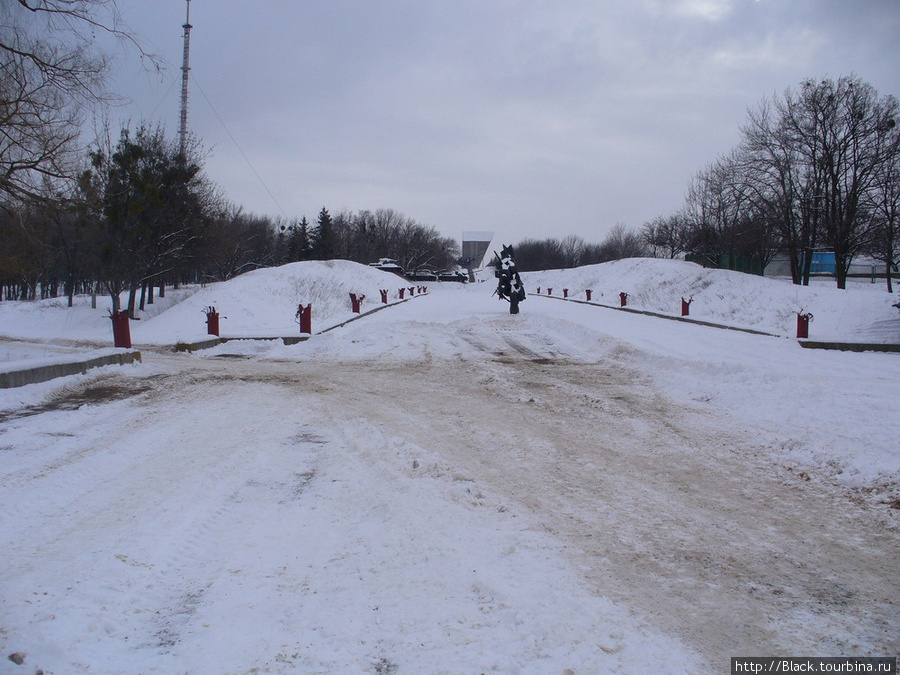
[642,213,688,259]
[514,238,571,271]
[778,77,899,288]
[741,99,816,284]
[597,223,647,261]
[0,0,156,208]
[866,119,900,292]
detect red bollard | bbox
[681,296,693,317]
[408,286,416,297]
[585,289,592,301]
[203,306,220,336]
[547,288,553,296]
[380,289,389,304]
[110,310,132,348]
[619,292,628,307]
[350,293,365,313]
[537,287,541,294]
[563,288,569,298]
[796,311,813,339]
[296,303,312,334]
[399,288,406,299]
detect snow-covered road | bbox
[1,283,898,674]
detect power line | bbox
[190,73,289,218]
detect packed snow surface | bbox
[1,258,898,674]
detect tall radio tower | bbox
[178,0,192,158]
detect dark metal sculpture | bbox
[494,245,526,314]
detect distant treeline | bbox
[511,225,646,272]
[0,124,458,315]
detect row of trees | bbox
[646,76,900,290]
[1,2,458,313]
[512,225,647,272]
[281,208,459,275]
[1,123,458,312]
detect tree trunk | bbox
[801,247,813,286]
[788,244,801,285]
[834,248,849,290]
[127,285,138,319]
[105,281,121,313]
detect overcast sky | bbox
[106,0,900,247]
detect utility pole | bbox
[179,0,192,159]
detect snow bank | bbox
[2,259,897,350]
[521,258,900,342]
[133,260,413,343]
[0,261,415,348]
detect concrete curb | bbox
[173,295,420,353]
[531,293,900,352]
[529,293,778,337]
[0,350,142,389]
[799,341,900,353]
[175,335,311,352]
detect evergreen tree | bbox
[84,125,210,314]
[288,217,311,261]
[313,207,335,260]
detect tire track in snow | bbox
[0,363,332,668]
[4,314,898,671]
[295,318,900,664]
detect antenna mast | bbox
[178,0,192,158]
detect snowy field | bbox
[0,259,898,674]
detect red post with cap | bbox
[796,311,812,339]
[110,310,132,348]
[203,306,220,336]
[296,304,312,334]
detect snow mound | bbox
[135,260,413,343]
[522,258,900,341]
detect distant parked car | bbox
[438,270,468,283]
[369,258,406,277]
[407,269,438,282]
